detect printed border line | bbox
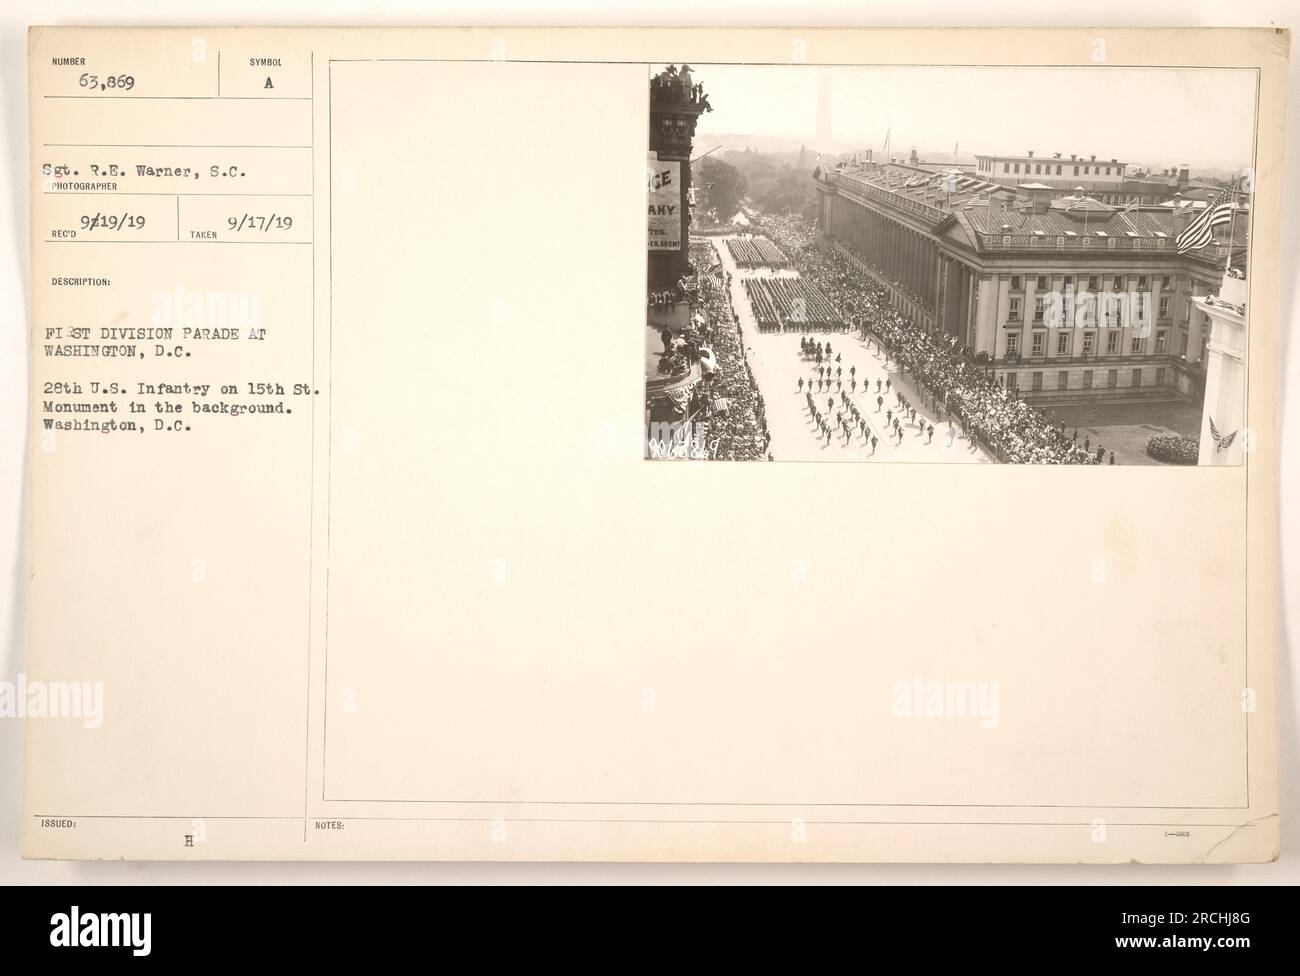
[304,49,317,842]
[328,59,1257,70]
[32,813,1259,829]
[317,56,1260,815]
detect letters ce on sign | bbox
[647,153,681,252]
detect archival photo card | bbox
[20,26,1284,864]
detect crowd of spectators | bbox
[757,214,1100,463]
[684,241,773,460]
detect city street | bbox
[712,235,991,463]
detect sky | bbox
[676,64,1257,173]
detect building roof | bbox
[952,200,1249,253]
[834,161,1012,212]
[1054,196,1114,213]
[974,151,1127,164]
[820,161,1250,262]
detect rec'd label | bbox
[647,153,681,252]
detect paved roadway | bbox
[711,235,991,464]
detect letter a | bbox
[50,912,70,947]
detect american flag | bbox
[1176,183,1236,255]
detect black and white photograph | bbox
[646,62,1256,464]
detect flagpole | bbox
[1223,177,1239,277]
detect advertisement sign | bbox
[648,153,682,251]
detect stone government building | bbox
[813,158,1248,406]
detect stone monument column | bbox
[1195,271,1247,466]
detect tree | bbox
[752,165,816,218]
[699,157,746,221]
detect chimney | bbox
[1070,153,1077,161]
[1090,154,1096,162]
[909,147,919,165]
[1171,194,1191,232]
[1177,164,1190,189]
[1027,150,1034,158]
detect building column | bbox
[1196,274,1247,466]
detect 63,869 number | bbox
[79,73,135,92]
